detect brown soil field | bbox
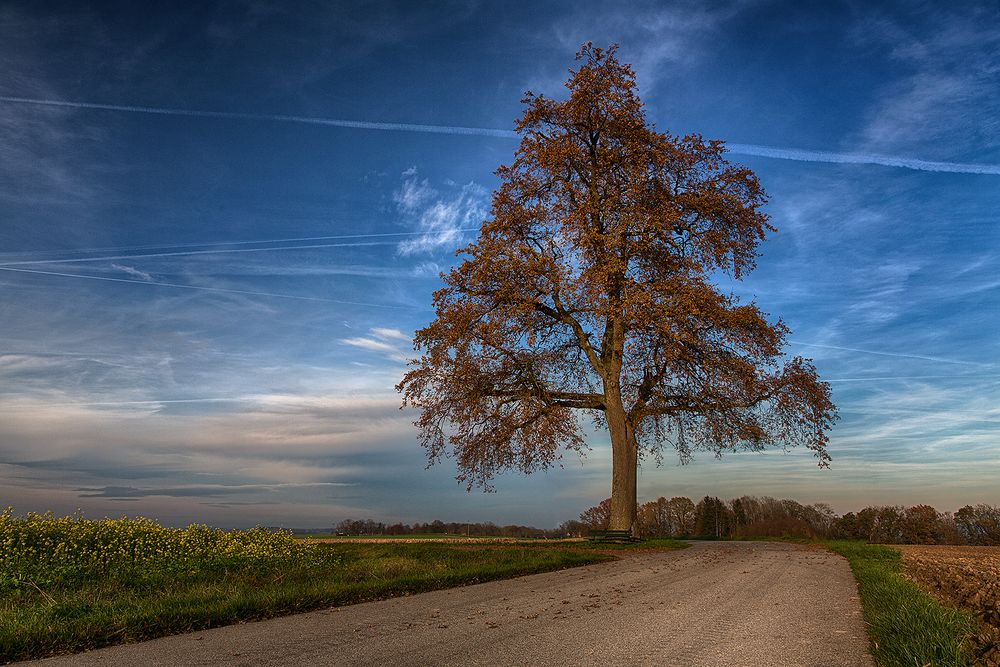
[896,545,1000,666]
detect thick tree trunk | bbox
[606,396,638,533]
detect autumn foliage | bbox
[398,44,836,531]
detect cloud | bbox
[111,263,153,281]
[395,169,487,256]
[849,8,1000,160]
[341,328,411,362]
[370,327,411,342]
[76,482,354,499]
[0,10,106,211]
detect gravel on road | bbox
[28,541,873,667]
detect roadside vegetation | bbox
[826,541,978,667]
[0,509,613,662]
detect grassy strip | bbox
[1,542,609,662]
[826,541,977,667]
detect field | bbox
[0,510,615,662]
[896,545,1000,666]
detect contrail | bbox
[789,341,988,367]
[3,95,998,175]
[0,266,413,308]
[0,228,481,261]
[0,95,517,138]
[727,143,1000,175]
[0,240,400,266]
[826,374,1000,382]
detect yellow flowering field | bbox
[0,507,322,591]
[0,508,607,662]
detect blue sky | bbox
[1,0,998,528]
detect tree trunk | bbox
[606,396,638,533]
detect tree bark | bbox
[606,394,638,533]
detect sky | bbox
[1,0,998,529]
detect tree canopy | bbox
[397,44,837,531]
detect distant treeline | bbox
[332,498,1000,545]
[576,496,1000,545]
[333,518,560,538]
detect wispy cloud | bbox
[849,8,1000,160]
[394,169,487,256]
[341,328,411,362]
[111,263,153,281]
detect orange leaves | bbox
[397,43,836,492]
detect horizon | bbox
[2,0,999,529]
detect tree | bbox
[694,496,732,538]
[580,498,612,529]
[901,504,944,544]
[955,504,1000,545]
[665,496,696,537]
[397,44,837,532]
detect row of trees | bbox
[833,503,1000,546]
[334,518,558,538]
[577,495,835,539]
[332,500,999,544]
[576,497,1000,545]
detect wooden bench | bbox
[588,529,641,543]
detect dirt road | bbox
[30,541,873,666]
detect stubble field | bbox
[896,545,1000,666]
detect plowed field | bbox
[896,545,1000,666]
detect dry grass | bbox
[896,545,1000,666]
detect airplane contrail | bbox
[0,228,482,261]
[727,143,1000,175]
[3,95,998,175]
[788,341,989,367]
[0,266,414,308]
[0,240,400,266]
[0,95,517,138]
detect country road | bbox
[29,541,873,666]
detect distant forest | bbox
[332,496,1000,546]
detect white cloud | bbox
[370,327,410,342]
[340,327,412,362]
[111,263,153,281]
[394,169,486,256]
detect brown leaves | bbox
[397,43,836,489]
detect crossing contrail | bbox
[0,228,482,262]
[3,95,998,175]
[0,266,414,308]
[0,240,400,266]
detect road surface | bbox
[29,541,873,666]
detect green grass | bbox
[826,541,978,667]
[2,542,609,661]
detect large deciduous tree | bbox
[397,44,836,532]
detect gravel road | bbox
[29,541,873,666]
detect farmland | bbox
[896,545,1000,666]
[0,509,610,662]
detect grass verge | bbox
[1,539,610,662]
[826,541,978,667]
